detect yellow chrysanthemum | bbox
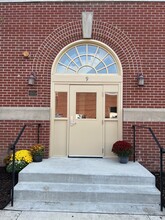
[10,150,33,164]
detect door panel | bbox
[69,85,103,157]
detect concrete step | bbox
[14,182,160,204]
[10,158,161,214]
[6,200,163,215]
[18,158,155,186]
[19,173,155,186]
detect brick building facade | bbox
[0,0,165,171]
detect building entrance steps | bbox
[6,158,162,215]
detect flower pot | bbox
[119,156,129,164]
[33,155,43,162]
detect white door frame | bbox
[50,40,123,158]
[50,82,122,158]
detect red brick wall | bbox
[123,122,165,171]
[1,2,164,108]
[0,120,50,165]
[0,2,165,170]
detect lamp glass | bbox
[138,75,144,86]
[28,74,36,85]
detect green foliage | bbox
[30,144,44,157]
[6,161,28,173]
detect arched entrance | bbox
[50,40,123,158]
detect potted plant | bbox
[4,150,33,172]
[30,144,44,162]
[112,140,132,164]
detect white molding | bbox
[124,108,165,122]
[1,107,165,122]
[0,0,164,3]
[0,107,50,121]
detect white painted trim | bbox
[0,0,164,3]
[1,107,164,122]
[50,39,123,157]
[124,108,165,122]
[0,107,50,120]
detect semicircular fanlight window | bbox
[56,44,118,74]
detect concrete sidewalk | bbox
[0,210,164,220]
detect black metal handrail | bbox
[10,124,26,206]
[132,125,165,211]
[9,123,41,206]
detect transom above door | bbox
[51,40,122,84]
[56,43,118,74]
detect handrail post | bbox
[8,123,41,207]
[37,124,41,144]
[133,124,164,211]
[160,148,163,211]
[11,144,15,207]
[10,124,26,207]
[132,125,136,162]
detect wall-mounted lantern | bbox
[137,73,144,86]
[28,73,36,85]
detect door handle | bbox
[70,116,76,126]
[70,121,76,126]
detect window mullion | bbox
[72,58,80,68]
[58,62,68,69]
[107,62,116,68]
[75,46,83,67]
[91,47,99,67]
[86,44,88,65]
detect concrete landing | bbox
[5,157,162,215]
[18,157,155,178]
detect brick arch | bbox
[32,20,142,79]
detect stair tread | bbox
[15,182,160,194]
[19,174,154,185]
[5,200,164,215]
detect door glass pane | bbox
[76,92,96,119]
[55,92,67,118]
[105,93,117,119]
